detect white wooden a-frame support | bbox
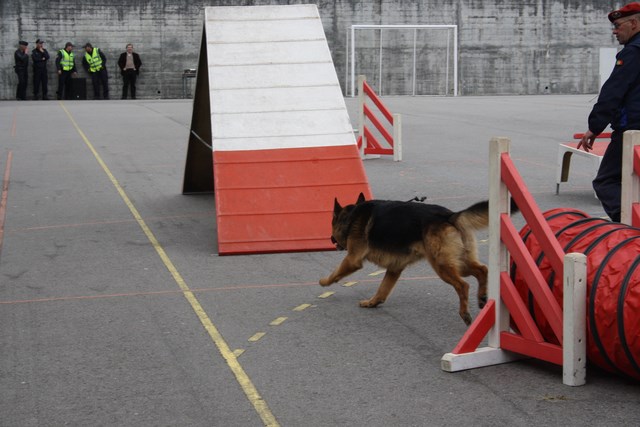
[441,137,587,386]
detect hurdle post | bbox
[563,252,587,386]
[487,137,512,346]
[393,113,402,161]
[621,130,640,226]
[357,75,366,158]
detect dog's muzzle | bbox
[330,236,345,250]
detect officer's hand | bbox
[577,130,596,152]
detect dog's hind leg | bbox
[432,264,473,325]
[465,262,488,308]
[319,255,364,286]
[359,269,402,308]
[457,232,488,308]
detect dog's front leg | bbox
[319,255,363,286]
[359,269,402,308]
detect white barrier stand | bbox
[488,137,511,348]
[563,253,587,386]
[393,113,402,162]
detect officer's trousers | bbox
[593,131,623,222]
[90,68,109,100]
[15,68,27,100]
[33,68,48,99]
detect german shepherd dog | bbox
[320,193,501,325]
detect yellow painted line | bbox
[249,332,266,342]
[270,317,287,326]
[318,291,334,299]
[61,103,279,427]
[233,349,245,357]
[342,281,357,287]
[293,303,312,311]
[369,269,386,276]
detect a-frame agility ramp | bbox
[183,5,371,255]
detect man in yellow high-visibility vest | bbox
[55,42,77,100]
[82,43,109,100]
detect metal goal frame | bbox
[346,24,458,97]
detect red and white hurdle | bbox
[356,75,402,161]
[441,137,588,386]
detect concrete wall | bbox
[0,0,620,100]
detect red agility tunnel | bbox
[512,208,640,381]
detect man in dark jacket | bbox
[82,43,109,100]
[14,40,29,100]
[31,39,50,100]
[578,2,640,222]
[117,44,142,99]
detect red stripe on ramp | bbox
[213,145,371,255]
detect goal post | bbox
[347,24,458,97]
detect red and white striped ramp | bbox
[182,5,371,255]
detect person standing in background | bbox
[32,39,50,100]
[56,42,77,100]
[14,40,29,100]
[578,2,640,222]
[82,43,109,100]
[118,43,142,99]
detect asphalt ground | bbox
[1,95,639,426]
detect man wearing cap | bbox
[82,43,109,100]
[56,42,77,100]
[578,2,640,222]
[32,39,50,100]
[14,41,29,100]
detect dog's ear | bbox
[333,198,342,216]
[356,192,366,204]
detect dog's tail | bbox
[449,199,519,231]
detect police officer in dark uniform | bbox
[578,2,640,222]
[14,40,29,100]
[31,39,50,100]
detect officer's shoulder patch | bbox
[617,59,624,66]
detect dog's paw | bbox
[461,312,473,326]
[359,299,381,308]
[319,278,332,287]
[478,295,487,309]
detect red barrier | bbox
[356,76,401,161]
[442,137,587,386]
[444,132,640,385]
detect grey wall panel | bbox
[0,0,618,99]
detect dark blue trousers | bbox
[593,131,623,222]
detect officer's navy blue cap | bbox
[609,2,640,22]
[19,40,28,46]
